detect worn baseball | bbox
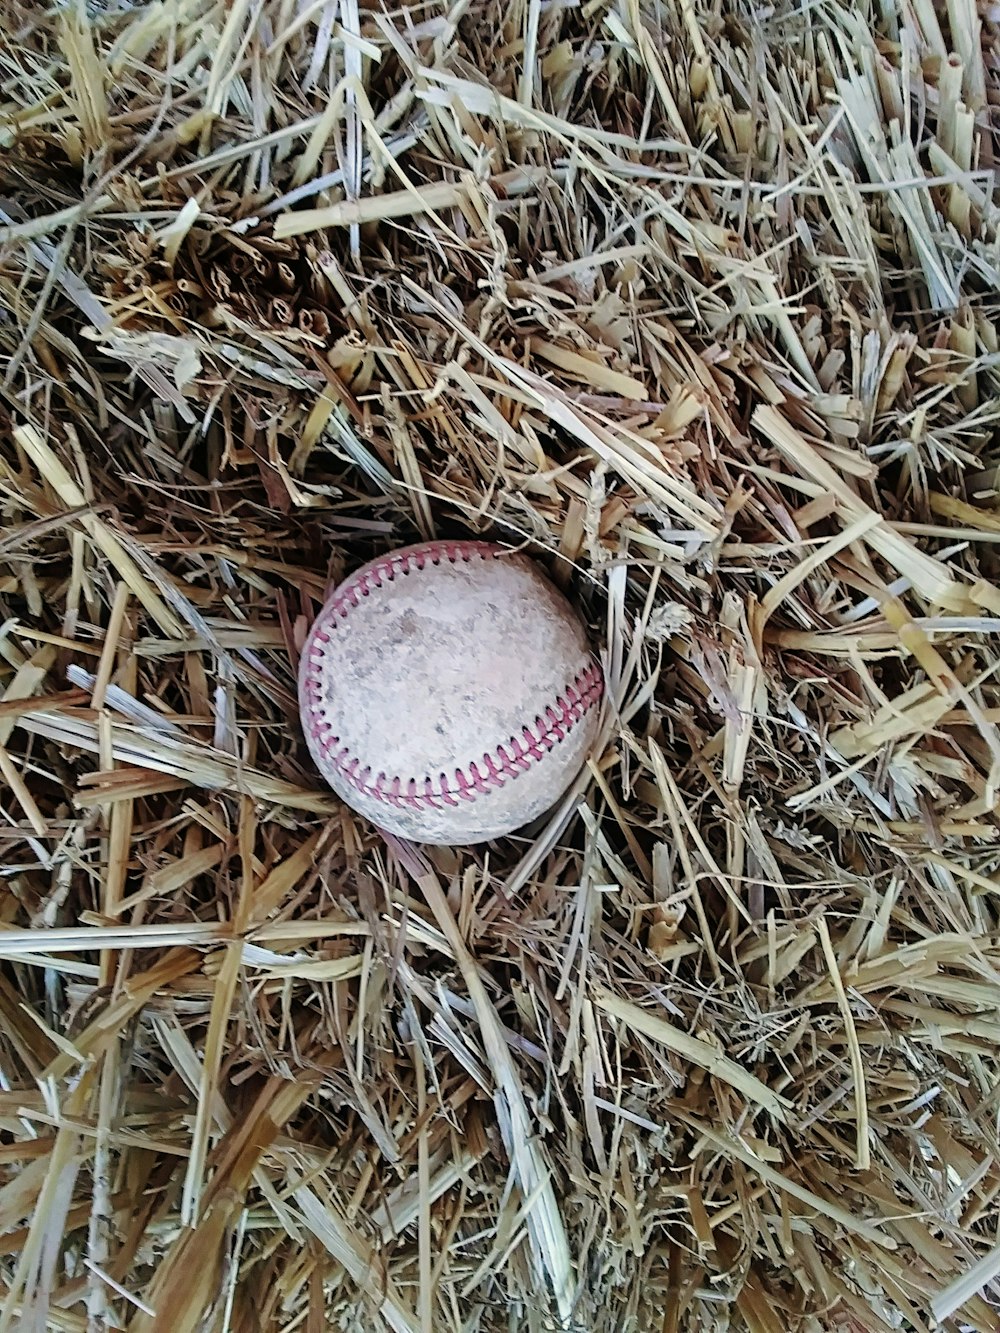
[299,540,603,844]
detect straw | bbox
[3,0,1000,1327]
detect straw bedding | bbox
[2,0,1000,1329]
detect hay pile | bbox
[2,0,1000,1328]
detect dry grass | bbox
[2,0,1000,1329]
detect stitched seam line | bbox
[318,540,499,625]
[305,664,602,810]
[302,541,602,810]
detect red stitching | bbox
[302,541,603,810]
[324,541,499,621]
[308,662,602,809]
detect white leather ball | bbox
[299,541,602,844]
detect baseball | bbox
[299,540,603,844]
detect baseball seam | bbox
[320,540,499,620]
[301,541,603,811]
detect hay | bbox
[2,0,1000,1328]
